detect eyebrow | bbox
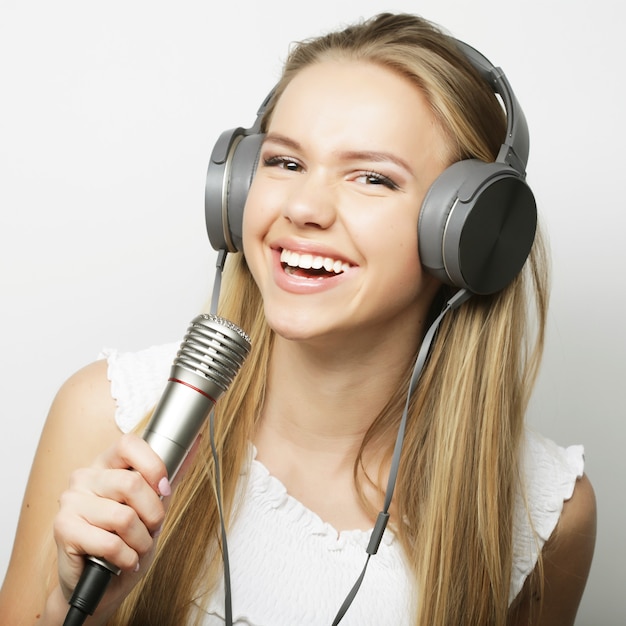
[263,132,301,151]
[263,132,413,175]
[338,150,412,175]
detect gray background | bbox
[1,1,623,623]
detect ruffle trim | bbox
[509,429,585,603]
[99,342,178,434]
[101,344,585,609]
[245,445,396,551]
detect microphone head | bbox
[174,314,251,397]
[143,314,250,478]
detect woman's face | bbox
[242,59,450,347]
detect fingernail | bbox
[158,476,172,497]
[134,560,140,573]
[151,524,163,539]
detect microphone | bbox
[63,313,251,626]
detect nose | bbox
[281,169,337,230]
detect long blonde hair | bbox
[111,13,549,626]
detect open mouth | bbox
[280,248,352,278]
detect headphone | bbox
[204,39,537,296]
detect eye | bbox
[263,155,304,173]
[354,171,399,190]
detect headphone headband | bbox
[453,40,529,173]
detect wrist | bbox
[41,586,72,625]
[42,586,111,626]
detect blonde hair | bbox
[111,13,549,626]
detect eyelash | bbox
[262,155,399,191]
[358,171,399,190]
[263,155,302,171]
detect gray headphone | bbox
[205,39,537,295]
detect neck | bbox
[256,325,420,458]
[253,330,419,529]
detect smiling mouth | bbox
[280,248,352,277]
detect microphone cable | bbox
[63,558,117,624]
[62,250,247,626]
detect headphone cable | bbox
[209,287,471,625]
[330,288,471,624]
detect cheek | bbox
[392,237,423,292]
[241,178,279,292]
[241,173,285,245]
[357,209,420,270]
[360,208,437,300]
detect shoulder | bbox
[511,429,586,600]
[42,358,121,456]
[509,429,596,625]
[509,473,596,625]
[0,358,121,622]
[544,472,597,600]
[56,357,116,413]
[515,429,585,550]
[552,471,597,541]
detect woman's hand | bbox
[0,360,201,625]
[52,433,171,620]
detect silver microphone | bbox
[142,313,251,479]
[65,313,250,625]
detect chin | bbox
[263,307,333,343]
[266,318,319,342]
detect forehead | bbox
[267,59,450,165]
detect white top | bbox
[100,343,585,625]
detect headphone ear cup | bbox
[418,159,537,294]
[205,128,264,253]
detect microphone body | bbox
[64,314,251,625]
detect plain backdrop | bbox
[1,1,624,624]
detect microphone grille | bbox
[174,314,251,394]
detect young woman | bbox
[0,12,596,626]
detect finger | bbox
[68,467,166,533]
[54,498,148,574]
[92,433,169,493]
[58,483,160,554]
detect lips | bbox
[280,248,352,276]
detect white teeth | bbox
[299,253,313,269]
[280,248,350,274]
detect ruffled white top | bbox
[100,343,584,625]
